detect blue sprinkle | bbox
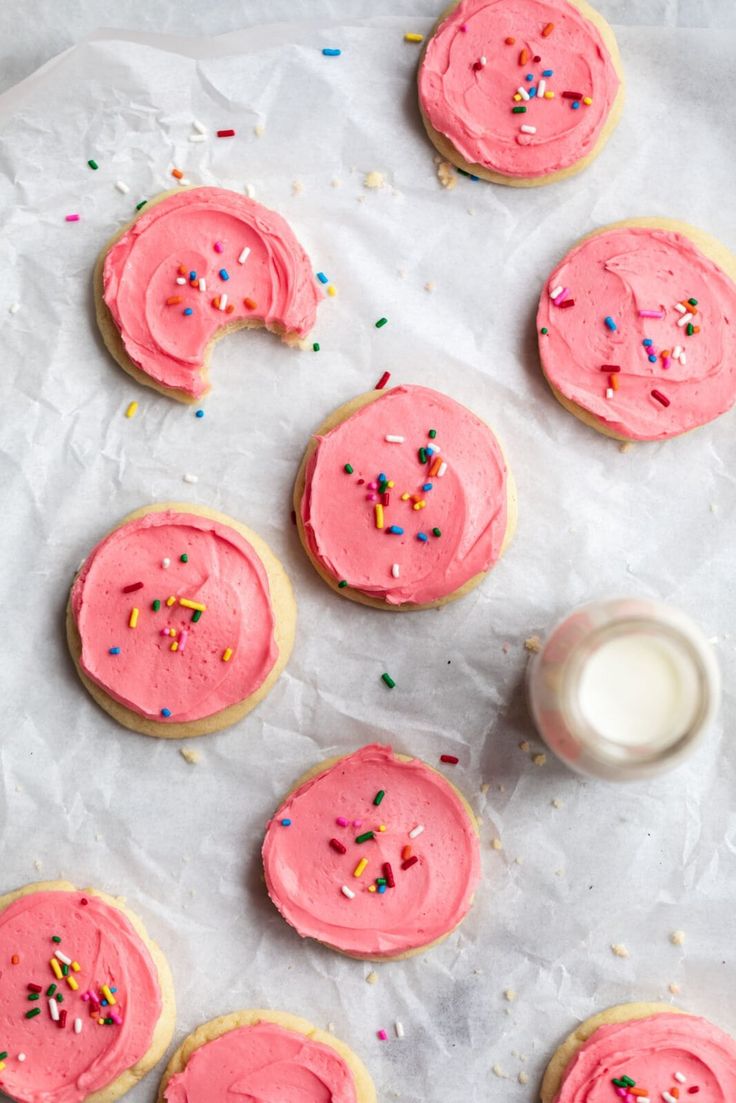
[377,883,387,894]
[648,354,657,363]
[422,483,433,491]
[378,473,386,483]
[108,647,121,655]
[219,268,229,281]
[183,307,193,316]
[643,338,653,347]
[417,533,428,543]
[189,271,196,281]
[426,446,435,456]
[316,272,328,284]
[529,87,537,97]
[542,69,553,77]
[604,316,617,331]
[526,74,533,81]
[388,525,404,535]
[101,999,108,1007]
[572,101,580,109]
[195,409,205,418]
[322,47,341,56]
[110,988,117,993]
[280,818,292,826]
[161,707,172,718]
[469,174,479,181]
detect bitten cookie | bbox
[66,503,296,738]
[540,1001,736,1103]
[0,880,175,1103]
[294,384,516,609]
[262,744,482,961]
[537,219,736,440]
[157,1010,376,1103]
[95,186,322,402]
[418,0,623,187]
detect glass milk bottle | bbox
[527,598,720,780]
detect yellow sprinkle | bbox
[368,885,377,893]
[170,640,178,652]
[0,1061,5,1071]
[513,93,522,102]
[413,501,426,510]
[50,958,63,980]
[544,91,555,99]
[387,481,395,488]
[222,647,233,662]
[583,96,592,105]
[101,985,116,1006]
[401,492,410,501]
[353,858,368,878]
[375,503,384,529]
[327,285,337,297]
[71,961,81,972]
[129,607,139,629]
[179,598,206,611]
[166,595,176,606]
[378,824,386,832]
[66,975,79,990]
[404,32,424,42]
[124,401,138,419]
[98,1018,105,1025]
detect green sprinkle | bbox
[541,327,549,335]
[55,993,63,1003]
[192,609,202,622]
[428,429,437,439]
[686,322,694,335]
[376,877,387,885]
[104,1017,114,1025]
[373,789,385,806]
[338,580,348,588]
[381,672,396,689]
[88,159,99,170]
[51,936,62,943]
[46,984,57,997]
[152,599,161,611]
[688,298,698,306]
[27,993,39,1001]
[375,317,388,328]
[25,1008,41,1019]
[512,106,527,113]
[0,1051,7,1060]
[312,342,320,352]
[621,1077,635,1088]
[136,199,147,210]
[61,964,69,976]
[355,831,375,843]
[418,447,427,463]
[180,553,188,563]
[344,463,354,474]
[432,527,442,537]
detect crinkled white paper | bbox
[1,6,736,1101]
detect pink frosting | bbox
[70,510,278,723]
[163,1021,357,1103]
[102,186,322,398]
[537,226,736,440]
[300,385,509,606]
[0,890,162,1103]
[555,1012,736,1103]
[418,0,620,179]
[262,744,481,958]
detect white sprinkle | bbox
[218,293,228,311]
[8,302,20,314]
[188,133,207,143]
[673,345,682,359]
[606,387,614,399]
[162,557,171,569]
[394,1021,405,1039]
[674,302,687,313]
[238,246,251,265]
[183,473,198,484]
[674,1073,686,1084]
[198,278,206,292]
[663,1093,677,1103]
[677,312,693,327]
[437,461,448,477]
[392,563,400,578]
[385,435,405,443]
[176,277,187,285]
[178,178,191,186]
[341,885,355,899]
[192,119,207,134]
[54,950,72,965]
[74,1017,82,1034]
[18,1053,26,1062]
[409,824,424,839]
[49,998,60,1022]
[680,352,686,365]
[549,285,563,300]
[479,55,487,66]
[427,444,440,453]
[520,124,537,134]
[517,86,530,101]
[538,80,546,98]
[115,180,130,194]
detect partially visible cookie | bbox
[418,0,623,187]
[0,880,175,1103]
[540,1001,736,1103]
[157,1009,376,1103]
[66,503,296,738]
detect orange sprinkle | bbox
[681,301,697,314]
[672,1091,680,1101]
[11,954,19,965]
[542,21,555,36]
[178,265,187,275]
[212,296,221,309]
[505,36,515,44]
[226,303,235,313]
[610,373,619,391]
[428,455,442,477]
[519,47,529,64]
[244,297,257,310]
[166,295,183,305]
[630,1091,649,1099]
[171,168,184,180]
[660,349,671,358]
[693,325,700,333]
[402,845,412,860]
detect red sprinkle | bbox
[329,838,347,854]
[505,36,515,44]
[217,128,236,137]
[27,983,43,993]
[440,754,459,764]
[383,862,395,888]
[80,898,88,906]
[557,299,575,309]
[532,54,541,62]
[687,1089,700,1095]
[651,389,670,407]
[375,371,391,390]
[122,582,144,593]
[600,364,621,372]
[562,91,583,99]
[58,1010,67,1029]
[401,856,419,871]
[383,492,390,506]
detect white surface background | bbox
[1,2,736,1101]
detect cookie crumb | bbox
[292,179,304,196]
[555,868,565,877]
[183,473,198,484]
[364,170,386,189]
[8,302,20,314]
[33,859,43,872]
[179,748,200,765]
[492,1064,507,1078]
[611,943,630,958]
[366,970,379,985]
[330,177,343,188]
[532,753,547,767]
[436,161,457,189]
[244,183,256,198]
[480,782,490,795]
[669,982,681,994]
[618,441,633,453]
[514,856,524,865]
[670,929,686,946]
[504,988,516,1002]
[524,634,542,653]
[552,798,564,809]
[491,837,503,851]
[327,1022,336,1034]
[518,740,530,753]
[254,123,265,137]
[518,1072,529,1085]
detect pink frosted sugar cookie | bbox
[96,186,322,401]
[158,1011,376,1103]
[0,881,174,1103]
[262,744,482,960]
[540,1002,736,1103]
[295,384,516,610]
[537,220,736,441]
[418,0,623,186]
[66,504,296,738]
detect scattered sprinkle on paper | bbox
[611,943,630,958]
[183,473,198,484]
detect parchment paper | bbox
[1,7,736,1101]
